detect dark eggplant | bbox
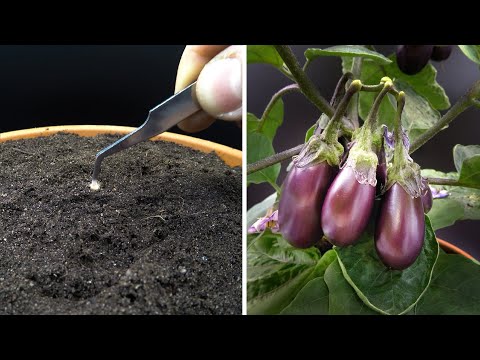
[430,45,453,62]
[376,145,387,194]
[421,177,433,213]
[321,166,376,247]
[396,45,434,75]
[375,183,425,270]
[278,162,335,248]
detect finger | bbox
[195,45,243,121]
[176,111,216,133]
[175,45,229,93]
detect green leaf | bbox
[342,54,450,142]
[389,80,442,141]
[247,101,284,141]
[247,102,284,189]
[458,45,480,65]
[281,250,350,315]
[384,55,450,110]
[247,132,280,187]
[305,124,316,143]
[415,253,480,314]
[305,45,392,65]
[280,277,330,315]
[247,45,289,75]
[335,216,439,315]
[247,231,322,314]
[324,259,378,315]
[422,169,480,230]
[453,145,480,188]
[247,193,277,228]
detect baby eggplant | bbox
[396,45,434,75]
[421,178,433,213]
[375,183,425,270]
[430,45,453,62]
[278,162,335,248]
[321,166,376,247]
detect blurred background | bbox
[0,45,241,150]
[248,45,480,259]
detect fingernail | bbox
[196,57,242,120]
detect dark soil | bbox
[0,133,242,314]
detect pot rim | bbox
[0,125,242,167]
[437,238,474,259]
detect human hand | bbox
[175,45,243,132]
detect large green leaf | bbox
[335,216,439,315]
[458,45,480,65]
[247,231,322,314]
[280,277,330,315]
[247,100,284,141]
[247,132,280,187]
[324,259,378,315]
[247,45,290,76]
[247,193,277,228]
[384,56,450,110]
[389,80,442,141]
[305,45,392,65]
[415,253,480,314]
[247,103,284,188]
[342,55,449,143]
[280,250,338,315]
[453,145,480,188]
[422,169,480,230]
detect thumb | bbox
[196,45,243,121]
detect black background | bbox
[248,45,480,260]
[0,45,241,150]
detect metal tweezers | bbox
[91,82,204,187]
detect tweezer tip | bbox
[89,179,101,191]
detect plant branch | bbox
[426,177,480,190]
[410,80,480,154]
[348,57,363,128]
[259,84,301,131]
[274,45,335,118]
[247,144,303,175]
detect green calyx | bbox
[343,142,379,186]
[293,134,344,168]
[386,91,424,197]
[295,79,363,168]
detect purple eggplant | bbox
[321,166,376,247]
[375,183,425,270]
[278,162,335,248]
[396,45,434,75]
[430,45,453,62]
[420,178,433,213]
[376,145,387,194]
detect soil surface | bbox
[0,133,242,314]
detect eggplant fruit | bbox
[375,183,425,270]
[321,166,376,247]
[421,178,433,213]
[396,45,434,75]
[278,162,335,248]
[430,45,453,62]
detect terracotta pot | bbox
[0,125,242,167]
[437,238,474,259]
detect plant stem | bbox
[247,144,304,175]
[348,57,363,128]
[427,177,480,189]
[409,80,480,153]
[258,84,301,131]
[323,80,362,144]
[274,45,335,118]
[302,59,311,72]
[392,91,407,170]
